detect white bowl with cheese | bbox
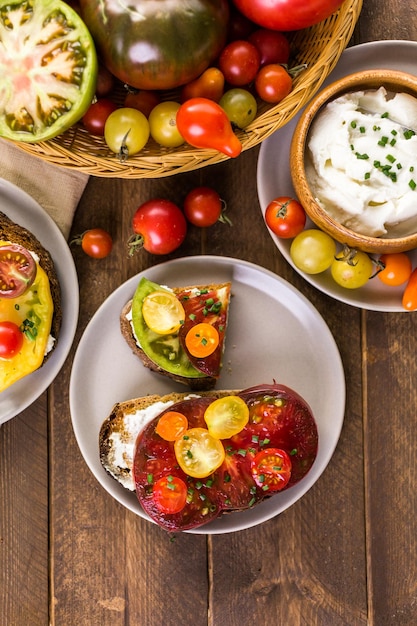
[290,69,417,253]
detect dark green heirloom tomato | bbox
[79,0,230,90]
[0,0,98,143]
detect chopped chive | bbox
[386,154,396,163]
[409,179,416,190]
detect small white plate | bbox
[0,178,79,424]
[257,40,417,311]
[70,256,345,534]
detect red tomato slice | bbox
[251,448,292,492]
[152,475,188,514]
[0,244,37,298]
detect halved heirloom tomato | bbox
[133,384,318,532]
[0,0,97,142]
[0,243,37,298]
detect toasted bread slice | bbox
[100,390,235,491]
[120,282,231,391]
[0,210,61,357]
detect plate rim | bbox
[70,255,345,534]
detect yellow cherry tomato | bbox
[174,428,225,478]
[142,290,185,335]
[204,395,249,439]
[185,322,219,358]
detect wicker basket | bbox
[16,0,362,179]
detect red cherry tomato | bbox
[248,29,291,66]
[176,97,242,158]
[83,99,118,136]
[218,40,261,86]
[251,448,292,492]
[0,321,24,358]
[255,64,292,103]
[183,186,227,227]
[0,244,37,298]
[71,229,113,259]
[152,475,188,514]
[377,253,412,287]
[402,268,417,310]
[264,196,306,238]
[232,0,345,31]
[129,199,187,256]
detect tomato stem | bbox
[127,233,145,256]
[218,199,233,226]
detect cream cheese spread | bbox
[306,87,417,237]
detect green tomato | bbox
[290,229,336,274]
[0,0,97,143]
[331,248,374,289]
[219,88,258,129]
[104,108,150,159]
[148,101,185,148]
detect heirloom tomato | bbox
[0,244,37,298]
[232,0,346,31]
[129,199,187,256]
[0,0,97,142]
[79,0,229,90]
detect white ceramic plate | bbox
[0,178,79,424]
[258,40,417,312]
[70,256,345,534]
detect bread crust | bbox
[0,210,61,361]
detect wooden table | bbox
[1,2,417,624]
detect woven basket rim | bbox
[13,0,363,179]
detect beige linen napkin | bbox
[0,138,89,239]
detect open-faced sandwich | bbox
[99,383,319,532]
[0,210,61,392]
[121,277,231,390]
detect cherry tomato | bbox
[152,475,188,514]
[174,427,225,478]
[148,101,185,148]
[227,7,256,41]
[264,196,306,239]
[204,395,249,439]
[218,40,261,86]
[255,63,292,103]
[104,107,150,160]
[129,199,187,256]
[290,229,336,274]
[331,247,374,289]
[0,321,24,358]
[142,290,185,335]
[71,229,113,259]
[176,98,242,158]
[185,322,219,358]
[402,268,417,311]
[181,67,225,103]
[155,411,189,442]
[83,98,118,136]
[183,186,227,227]
[219,88,257,129]
[233,0,345,32]
[248,29,291,66]
[0,244,37,298]
[124,90,161,117]
[251,448,292,492]
[377,253,412,286]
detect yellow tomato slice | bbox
[142,290,185,335]
[185,322,219,358]
[155,411,189,441]
[174,428,225,478]
[204,395,249,439]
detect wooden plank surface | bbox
[1,1,417,624]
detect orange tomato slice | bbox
[152,475,188,514]
[155,411,189,441]
[185,322,219,358]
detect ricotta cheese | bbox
[306,87,417,237]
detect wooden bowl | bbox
[290,69,417,254]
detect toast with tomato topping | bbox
[99,384,319,532]
[0,211,61,391]
[120,277,231,391]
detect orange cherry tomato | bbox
[176,97,242,158]
[152,475,188,514]
[402,267,417,311]
[251,448,292,492]
[377,253,412,286]
[255,63,292,103]
[71,228,113,259]
[185,322,219,358]
[181,67,225,103]
[155,411,189,441]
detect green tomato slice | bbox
[0,0,97,142]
